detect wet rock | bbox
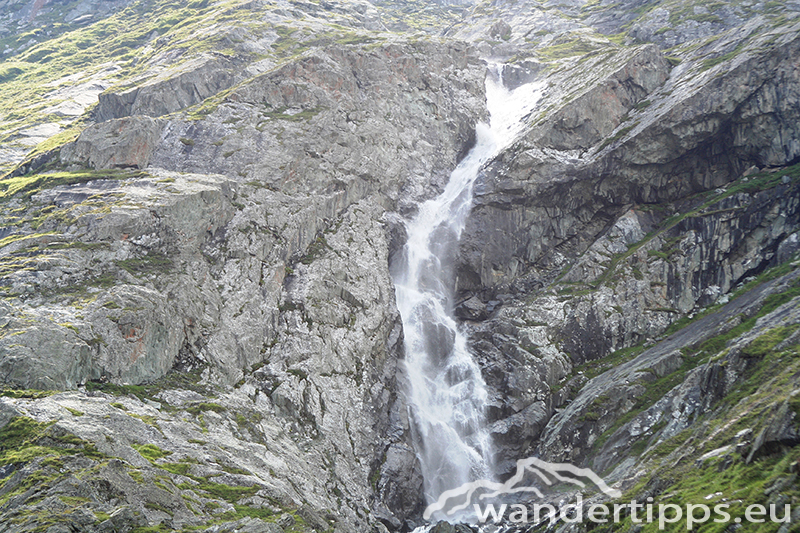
[455,295,488,321]
[375,441,424,524]
[499,60,545,90]
[430,522,456,533]
[488,401,550,472]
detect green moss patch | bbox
[260,105,325,123]
[0,416,104,469]
[132,443,171,462]
[613,338,800,532]
[185,402,226,416]
[116,253,173,275]
[85,365,210,407]
[592,274,800,452]
[0,169,144,201]
[0,389,56,399]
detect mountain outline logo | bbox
[423,456,623,519]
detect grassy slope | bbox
[0,0,390,174]
[547,176,800,531]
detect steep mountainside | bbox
[0,0,799,532]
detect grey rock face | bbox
[557,181,800,360]
[534,45,669,151]
[374,440,424,525]
[60,116,165,169]
[538,269,800,469]
[4,38,487,390]
[148,41,485,210]
[253,200,409,523]
[458,26,800,297]
[441,15,800,487]
[95,55,240,121]
[0,170,236,389]
[0,318,96,390]
[448,0,583,51]
[615,24,800,172]
[0,36,488,530]
[455,295,488,321]
[466,178,800,473]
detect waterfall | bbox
[393,65,543,522]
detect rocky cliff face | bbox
[454,11,800,481]
[1,0,800,532]
[0,16,485,529]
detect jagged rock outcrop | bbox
[60,116,164,169]
[450,11,800,495]
[539,269,800,468]
[0,33,486,532]
[148,41,485,209]
[95,55,241,121]
[534,45,669,151]
[0,171,236,389]
[0,191,414,532]
[5,39,486,390]
[458,21,800,296]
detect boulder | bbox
[455,295,488,321]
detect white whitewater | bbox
[393,66,543,523]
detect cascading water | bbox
[393,65,543,522]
